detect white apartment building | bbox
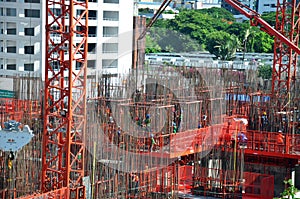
[0,0,134,78]
[257,0,277,14]
[0,0,45,77]
[86,0,134,75]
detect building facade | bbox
[0,0,134,78]
[256,0,277,14]
[0,0,45,77]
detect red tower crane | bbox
[224,0,300,117]
[41,0,88,194]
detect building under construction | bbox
[1,0,300,199]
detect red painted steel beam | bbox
[272,0,299,103]
[42,0,88,193]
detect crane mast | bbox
[272,0,299,111]
[224,0,300,116]
[42,0,88,193]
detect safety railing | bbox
[245,130,300,156]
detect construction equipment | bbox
[0,0,299,198]
[41,0,88,196]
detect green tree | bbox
[258,64,272,79]
[148,27,202,52]
[226,22,250,42]
[168,8,232,45]
[145,7,273,53]
[261,11,276,27]
[252,30,274,53]
[205,31,240,60]
[280,179,298,199]
[198,7,235,22]
[145,34,161,53]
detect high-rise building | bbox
[0,0,45,77]
[222,0,257,15]
[256,0,277,14]
[0,0,134,78]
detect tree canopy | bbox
[146,7,274,55]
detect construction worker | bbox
[172,121,178,134]
[132,173,139,195]
[135,116,142,127]
[261,111,268,130]
[129,172,139,196]
[224,131,232,147]
[150,134,156,152]
[117,126,121,146]
[237,132,248,147]
[144,114,151,132]
[277,130,285,153]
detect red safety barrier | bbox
[15,186,85,199]
[243,172,274,199]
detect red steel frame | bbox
[224,0,300,101]
[272,0,300,106]
[42,0,88,193]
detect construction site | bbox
[0,0,300,198]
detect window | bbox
[0,40,3,52]
[25,28,34,36]
[103,11,119,21]
[76,9,85,17]
[7,64,16,70]
[104,0,119,3]
[24,63,34,71]
[88,10,97,20]
[25,0,40,3]
[24,46,34,54]
[77,9,96,19]
[25,9,40,18]
[0,8,3,16]
[102,43,118,53]
[87,60,96,69]
[50,8,61,16]
[102,59,118,68]
[88,43,96,53]
[6,0,16,2]
[7,46,16,53]
[6,8,16,16]
[7,28,16,35]
[76,61,83,70]
[7,22,16,35]
[50,61,60,70]
[88,26,97,37]
[103,27,118,37]
[0,59,3,69]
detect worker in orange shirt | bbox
[277,130,285,153]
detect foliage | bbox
[168,9,230,44]
[139,8,154,14]
[145,34,161,53]
[280,179,298,199]
[249,30,274,53]
[163,10,176,14]
[205,31,240,60]
[225,22,250,42]
[258,64,272,79]
[151,18,169,28]
[145,7,274,53]
[261,11,276,27]
[148,27,202,53]
[198,7,235,22]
